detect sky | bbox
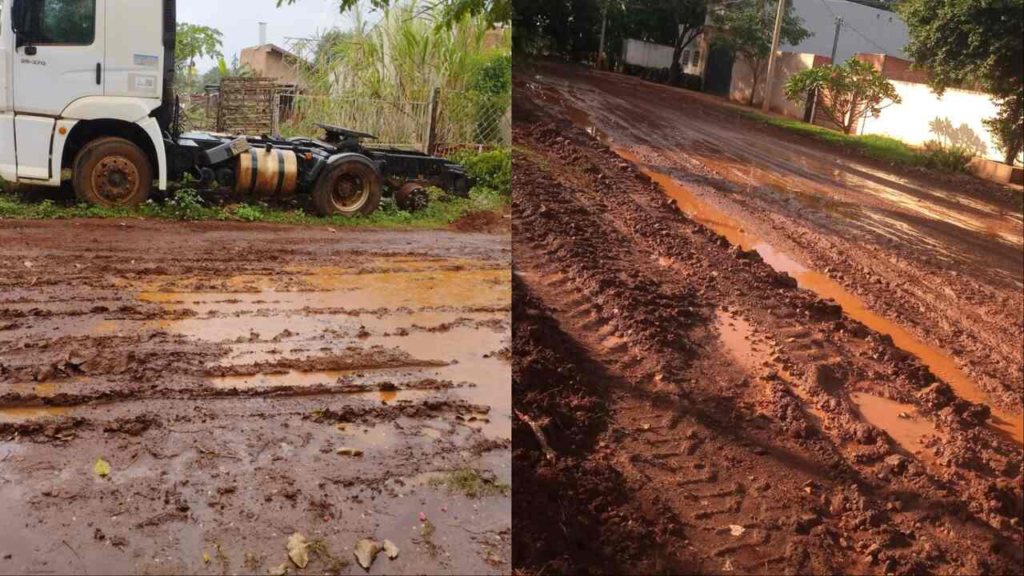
[176,0,375,71]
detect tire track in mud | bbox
[512,88,1023,575]
[0,223,511,575]
[526,64,1024,418]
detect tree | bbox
[175,23,224,94]
[712,0,811,106]
[662,0,710,85]
[899,0,1024,165]
[784,57,901,135]
[278,0,510,28]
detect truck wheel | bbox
[313,158,381,218]
[73,137,153,208]
[395,182,430,212]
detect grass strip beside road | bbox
[740,111,970,172]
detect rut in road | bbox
[0,221,512,575]
[527,63,1024,418]
[512,87,1023,576]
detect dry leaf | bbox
[354,539,381,569]
[94,458,111,477]
[287,532,309,568]
[382,539,399,560]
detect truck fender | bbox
[61,97,162,123]
[311,153,381,188]
[137,117,168,191]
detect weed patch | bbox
[427,468,511,499]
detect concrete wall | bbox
[858,81,1006,163]
[730,51,823,118]
[622,38,706,76]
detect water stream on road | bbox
[562,103,1023,445]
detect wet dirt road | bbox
[512,75,1023,575]
[529,62,1024,421]
[0,220,510,575]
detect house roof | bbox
[244,43,304,63]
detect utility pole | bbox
[810,17,842,123]
[830,16,844,63]
[598,0,609,70]
[761,0,786,112]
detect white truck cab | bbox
[1,0,171,205]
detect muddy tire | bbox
[73,137,153,208]
[313,157,382,218]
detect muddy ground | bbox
[528,62,1023,420]
[512,68,1023,575]
[0,220,511,575]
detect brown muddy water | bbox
[563,103,1023,445]
[136,260,513,439]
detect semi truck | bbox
[0,0,471,216]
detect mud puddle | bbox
[851,392,945,463]
[561,103,1021,443]
[127,261,512,440]
[617,147,1023,444]
[0,406,73,423]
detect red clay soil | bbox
[0,220,511,575]
[452,209,512,234]
[512,80,1023,575]
[526,61,1024,417]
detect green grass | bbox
[427,468,511,499]
[0,185,507,229]
[740,111,971,172]
[0,150,510,228]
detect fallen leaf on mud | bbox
[287,533,309,568]
[203,553,211,564]
[723,559,734,571]
[336,447,364,457]
[354,539,381,570]
[729,525,745,536]
[94,458,111,477]
[383,539,399,560]
[268,563,289,576]
[485,550,503,565]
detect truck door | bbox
[12,0,104,179]
[103,0,162,101]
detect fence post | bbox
[426,87,441,155]
[272,92,281,135]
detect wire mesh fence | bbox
[275,92,433,151]
[274,89,511,156]
[180,80,510,157]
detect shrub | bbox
[921,140,972,172]
[452,149,511,195]
[785,58,901,135]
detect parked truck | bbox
[0,0,470,216]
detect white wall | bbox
[784,0,909,63]
[623,38,706,75]
[859,81,1004,162]
[623,39,674,69]
[730,52,815,118]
